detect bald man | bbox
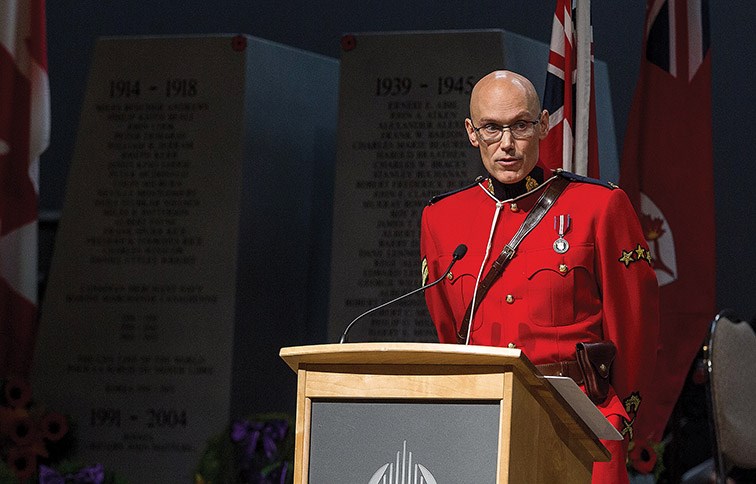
[420,71,659,483]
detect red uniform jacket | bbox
[421,169,659,481]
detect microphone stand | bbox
[339,245,466,344]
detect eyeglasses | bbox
[472,119,540,143]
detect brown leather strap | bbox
[536,360,584,385]
[456,175,571,343]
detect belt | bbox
[535,360,584,385]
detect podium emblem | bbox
[368,440,438,484]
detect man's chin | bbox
[492,171,526,185]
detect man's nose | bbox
[498,129,515,150]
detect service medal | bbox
[553,214,571,254]
[553,237,569,254]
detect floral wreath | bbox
[0,377,125,483]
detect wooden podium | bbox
[280,343,611,483]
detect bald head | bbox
[464,70,549,185]
[469,70,542,121]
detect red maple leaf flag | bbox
[541,0,599,178]
[0,0,49,376]
[619,0,714,440]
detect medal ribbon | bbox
[555,214,571,237]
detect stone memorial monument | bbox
[34,34,337,482]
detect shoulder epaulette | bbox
[556,169,618,190]
[427,176,485,205]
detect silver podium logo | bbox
[368,440,437,484]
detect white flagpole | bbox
[574,0,591,176]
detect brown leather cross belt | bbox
[535,360,584,385]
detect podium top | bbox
[280,342,528,372]
[280,342,621,444]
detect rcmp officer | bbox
[420,70,659,483]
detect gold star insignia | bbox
[634,244,647,261]
[619,250,635,267]
[645,250,653,264]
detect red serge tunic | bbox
[420,169,659,482]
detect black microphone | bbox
[339,244,468,344]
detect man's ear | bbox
[538,110,550,139]
[465,118,479,147]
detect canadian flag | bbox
[0,0,49,376]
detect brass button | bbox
[510,202,519,212]
[507,342,517,349]
[558,263,568,274]
[599,363,607,373]
[446,272,453,280]
[505,294,514,304]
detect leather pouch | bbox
[575,341,616,404]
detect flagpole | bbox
[574,0,591,176]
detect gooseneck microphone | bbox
[339,244,467,344]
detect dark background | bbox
[42,1,756,321]
[38,2,754,479]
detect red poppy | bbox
[628,439,658,474]
[231,35,247,52]
[3,409,37,446]
[7,446,37,480]
[3,378,32,409]
[340,34,357,52]
[40,411,69,442]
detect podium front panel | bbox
[280,344,606,483]
[309,400,500,483]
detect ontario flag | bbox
[0,0,49,377]
[620,0,714,441]
[541,0,600,178]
